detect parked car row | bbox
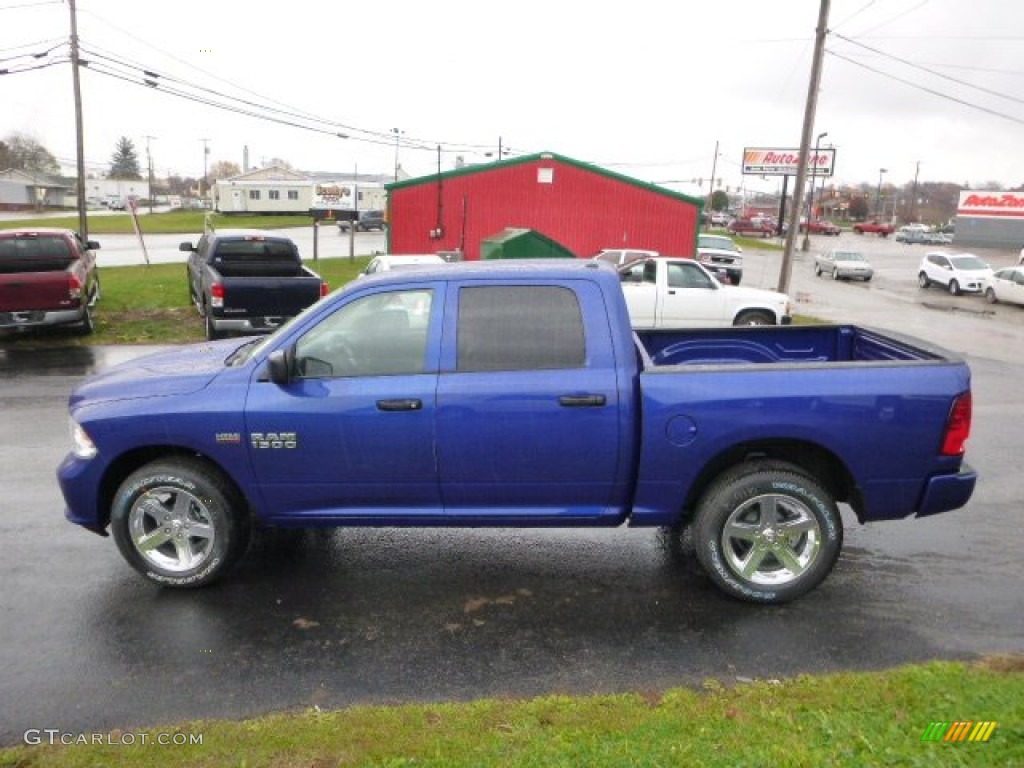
[895,226,953,245]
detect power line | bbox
[827,49,1024,126]
[832,32,1024,107]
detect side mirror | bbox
[86,240,101,250]
[266,348,293,385]
[179,242,196,252]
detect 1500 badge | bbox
[250,432,298,449]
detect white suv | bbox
[918,251,993,296]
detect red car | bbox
[727,218,775,238]
[0,228,101,334]
[801,219,841,236]
[852,220,895,237]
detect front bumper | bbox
[57,451,108,534]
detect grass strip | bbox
[2,658,1021,767]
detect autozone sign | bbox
[742,147,836,177]
[957,190,1024,219]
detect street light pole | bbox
[801,131,827,251]
[876,167,887,218]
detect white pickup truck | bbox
[619,257,791,327]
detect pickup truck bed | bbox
[58,260,976,603]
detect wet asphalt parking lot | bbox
[0,232,1022,744]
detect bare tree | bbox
[209,160,241,180]
[1,132,60,174]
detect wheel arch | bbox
[680,439,861,524]
[732,307,778,325]
[97,446,256,532]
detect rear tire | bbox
[78,304,94,335]
[733,310,774,326]
[111,459,250,588]
[205,309,222,340]
[693,460,843,603]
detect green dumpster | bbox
[480,228,577,260]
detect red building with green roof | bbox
[385,151,702,261]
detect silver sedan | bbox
[814,249,874,282]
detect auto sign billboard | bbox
[742,147,836,177]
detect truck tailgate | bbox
[0,271,74,312]
[220,275,322,317]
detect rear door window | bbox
[456,285,585,372]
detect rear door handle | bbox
[558,394,607,407]
[376,399,423,412]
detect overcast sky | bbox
[1,0,1021,197]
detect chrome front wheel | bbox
[112,460,249,587]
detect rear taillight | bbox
[320,281,330,298]
[210,282,225,308]
[68,275,83,300]
[941,392,972,456]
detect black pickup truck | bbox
[181,230,327,340]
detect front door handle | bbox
[376,399,423,412]
[558,394,607,407]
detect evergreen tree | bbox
[109,137,142,179]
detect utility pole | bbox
[68,0,88,241]
[778,0,831,295]
[704,140,719,232]
[200,138,210,202]
[911,160,921,222]
[391,128,404,182]
[144,135,156,214]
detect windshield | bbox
[698,236,738,252]
[834,252,865,261]
[950,255,988,271]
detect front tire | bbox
[814,264,822,277]
[111,460,250,588]
[918,272,931,289]
[985,287,998,304]
[692,461,842,603]
[948,279,961,296]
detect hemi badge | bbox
[215,432,242,445]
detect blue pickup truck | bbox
[58,260,977,603]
